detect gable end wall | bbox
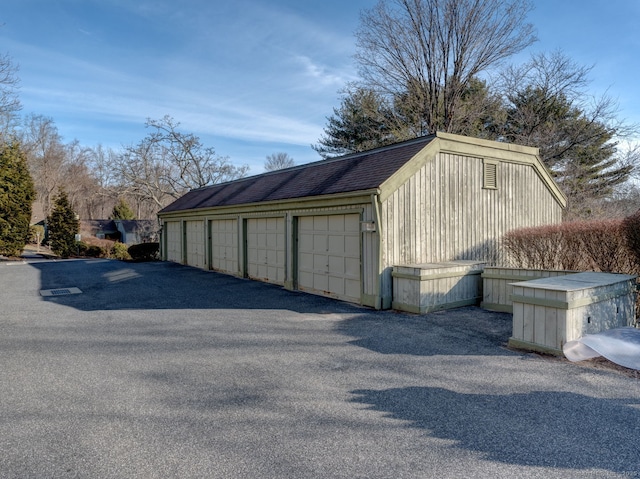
[379,151,563,303]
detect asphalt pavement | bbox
[1,258,639,479]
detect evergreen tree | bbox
[0,142,35,256]
[313,87,397,158]
[47,189,79,258]
[110,198,135,220]
[496,85,632,218]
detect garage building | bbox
[157,132,566,309]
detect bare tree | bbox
[115,116,249,214]
[355,0,536,135]
[19,114,67,217]
[62,140,101,219]
[0,53,19,110]
[264,152,295,171]
[86,145,123,219]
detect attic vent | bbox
[483,160,498,189]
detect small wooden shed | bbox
[158,132,566,309]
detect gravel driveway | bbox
[1,258,639,478]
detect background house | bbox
[80,219,158,245]
[158,132,566,309]
[114,220,159,245]
[80,220,120,241]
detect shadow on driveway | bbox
[29,259,516,357]
[335,306,513,356]
[351,386,640,474]
[29,259,364,314]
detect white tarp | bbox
[563,327,640,370]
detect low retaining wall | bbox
[392,261,485,313]
[481,267,576,313]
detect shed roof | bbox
[159,135,436,214]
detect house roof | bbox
[158,135,436,214]
[80,220,118,234]
[114,219,157,233]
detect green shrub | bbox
[47,189,79,258]
[76,241,88,255]
[110,242,131,261]
[128,242,159,261]
[0,143,35,257]
[87,245,106,258]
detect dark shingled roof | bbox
[159,135,435,214]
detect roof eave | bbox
[157,188,381,219]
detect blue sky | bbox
[1,0,639,174]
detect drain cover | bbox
[40,287,82,297]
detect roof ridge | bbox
[188,135,436,192]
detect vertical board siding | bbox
[360,204,377,301]
[481,267,577,312]
[510,273,636,353]
[381,153,562,271]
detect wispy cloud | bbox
[293,54,355,89]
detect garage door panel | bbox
[313,216,328,230]
[246,217,285,285]
[299,252,313,270]
[299,216,314,230]
[345,279,360,299]
[210,219,238,274]
[185,220,206,269]
[299,233,313,251]
[166,221,181,263]
[313,273,328,291]
[313,255,327,271]
[313,235,327,251]
[328,235,344,253]
[345,257,360,276]
[297,214,361,303]
[328,215,344,232]
[328,255,345,274]
[328,276,345,296]
[344,215,360,232]
[299,270,313,287]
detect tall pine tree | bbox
[47,189,79,258]
[110,198,135,220]
[0,142,35,257]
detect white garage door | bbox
[246,217,285,285]
[210,219,238,274]
[185,220,206,269]
[298,214,361,303]
[166,221,182,263]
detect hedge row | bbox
[502,217,640,275]
[75,241,159,262]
